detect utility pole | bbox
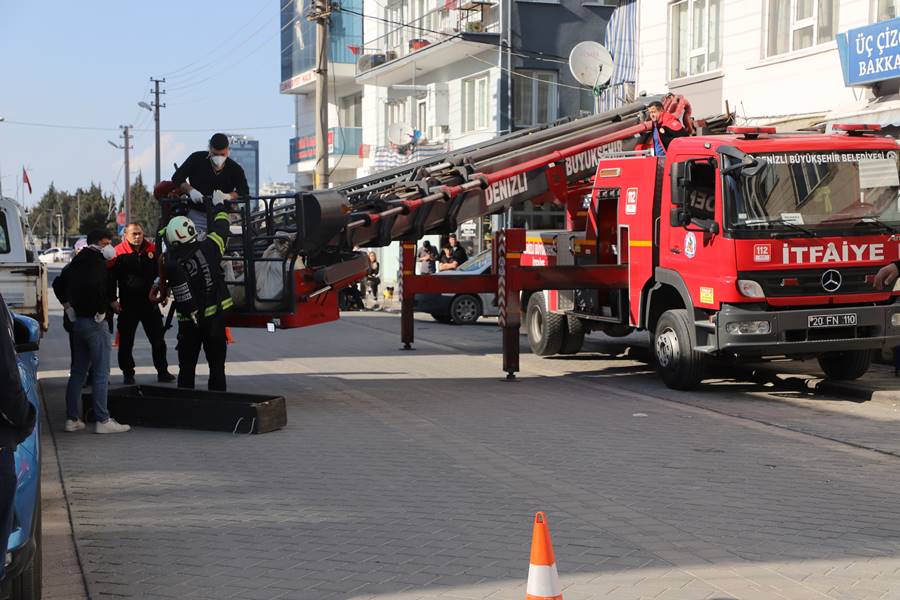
[310,0,330,188]
[76,191,80,233]
[109,126,133,226]
[144,78,166,185]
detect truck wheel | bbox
[11,502,41,600]
[450,295,481,325]
[818,350,872,380]
[527,292,564,356]
[558,316,585,355]
[653,309,704,390]
[431,313,453,324]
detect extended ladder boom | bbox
[289,94,687,263]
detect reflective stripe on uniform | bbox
[214,212,228,221]
[204,305,218,317]
[208,232,225,254]
[221,297,234,310]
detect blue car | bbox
[1,313,42,600]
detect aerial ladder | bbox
[161,94,695,376]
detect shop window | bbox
[877,0,900,21]
[765,0,838,57]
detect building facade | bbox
[636,0,897,130]
[281,0,365,189]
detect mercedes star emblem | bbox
[821,269,842,293]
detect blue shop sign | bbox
[837,18,900,86]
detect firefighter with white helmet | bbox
[162,205,233,391]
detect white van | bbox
[0,197,48,331]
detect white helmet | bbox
[165,216,197,245]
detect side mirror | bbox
[670,162,689,206]
[670,207,690,227]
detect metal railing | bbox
[357,3,498,75]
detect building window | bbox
[877,0,900,20]
[386,99,408,130]
[670,0,721,80]
[340,93,363,128]
[462,74,490,132]
[765,0,838,57]
[513,70,558,128]
[416,99,427,131]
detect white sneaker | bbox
[64,419,86,432]
[95,418,131,434]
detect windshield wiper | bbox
[856,216,899,235]
[743,218,817,237]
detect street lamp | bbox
[138,101,152,112]
[0,117,5,123]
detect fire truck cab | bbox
[531,125,900,389]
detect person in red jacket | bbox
[639,100,688,157]
[111,223,174,385]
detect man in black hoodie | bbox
[52,229,131,434]
[0,292,36,580]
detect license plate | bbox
[808,313,857,328]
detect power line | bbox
[0,120,292,132]
[166,30,280,94]
[162,0,274,77]
[467,53,589,91]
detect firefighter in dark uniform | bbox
[171,133,249,232]
[163,207,233,391]
[111,223,174,385]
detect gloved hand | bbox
[189,310,199,325]
[189,188,204,205]
[93,313,106,323]
[212,190,229,204]
[64,304,76,323]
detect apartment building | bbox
[637,0,900,131]
[281,0,365,189]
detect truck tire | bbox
[818,350,872,380]
[653,309,704,390]
[431,313,453,324]
[558,316,585,355]
[527,292,564,356]
[11,501,41,600]
[449,295,481,325]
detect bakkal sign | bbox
[837,17,900,86]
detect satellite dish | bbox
[568,41,614,88]
[387,122,415,146]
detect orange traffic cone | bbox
[113,330,120,348]
[225,326,234,344]
[526,512,562,600]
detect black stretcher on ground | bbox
[82,385,287,434]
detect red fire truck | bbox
[519,124,900,388]
[191,95,900,390]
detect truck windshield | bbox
[724,150,900,235]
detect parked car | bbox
[0,197,48,332]
[0,312,42,600]
[37,247,73,264]
[415,250,498,324]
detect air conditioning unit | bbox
[357,53,386,72]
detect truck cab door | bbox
[661,156,731,312]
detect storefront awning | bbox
[821,93,900,129]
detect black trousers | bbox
[117,302,169,377]
[176,316,227,391]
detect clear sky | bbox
[0,0,294,207]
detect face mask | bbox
[101,245,117,261]
[211,155,226,168]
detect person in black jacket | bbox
[638,100,688,157]
[171,133,249,232]
[0,293,36,580]
[163,207,233,391]
[52,229,131,434]
[111,223,174,385]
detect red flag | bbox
[22,168,32,194]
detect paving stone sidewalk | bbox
[36,309,900,599]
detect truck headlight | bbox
[892,313,900,327]
[737,279,765,298]
[725,320,771,335]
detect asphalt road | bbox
[36,303,900,600]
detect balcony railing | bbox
[290,127,364,165]
[356,3,498,75]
